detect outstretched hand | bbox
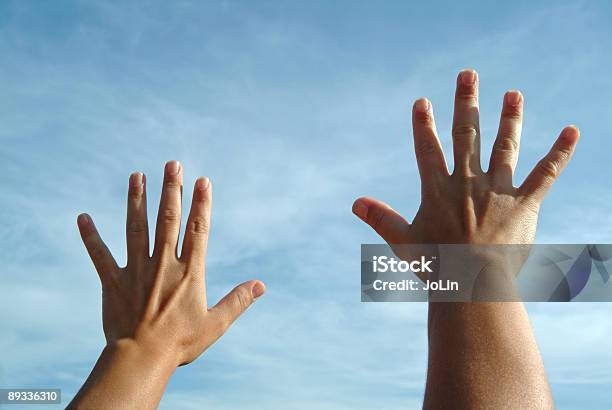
[71,161,265,409]
[353,69,579,245]
[351,69,577,409]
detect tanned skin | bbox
[69,161,265,409]
[353,69,579,409]
[69,69,578,409]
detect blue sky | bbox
[1,1,612,408]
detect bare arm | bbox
[69,161,265,409]
[69,339,177,408]
[426,302,550,409]
[353,69,579,408]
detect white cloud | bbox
[0,1,611,409]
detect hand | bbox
[351,69,577,409]
[71,161,265,410]
[352,69,579,246]
[78,161,265,366]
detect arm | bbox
[352,69,579,408]
[426,302,550,409]
[68,339,176,408]
[69,161,265,409]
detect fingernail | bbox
[352,201,368,220]
[196,176,210,190]
[165,160,180,175]
[77,213,90,225]
[252,281,265,299]
[129,172,143,187]
[506,90,521,107]
[461,70,477,86]
[414,98,430,113]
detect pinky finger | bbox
[77,213,118,282]
[518,125,580,203]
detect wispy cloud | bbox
[1,1,611,408]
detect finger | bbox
[489,90,523,179]
[77,213,118,281]
[452,69,481,175]
[153,160,183,258]
[518,126,580,203]
[126,172,149,266]
[412,98,448,182]
[181,177,212,270]
[208,280,265,337]
[352,197,412,244]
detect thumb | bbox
[352,197,411,244]
[208,280,265,336]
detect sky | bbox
[1,0,612,408]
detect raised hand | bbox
[352,69,579,246]
[70,161,265,409]
[352,70,578,409]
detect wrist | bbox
[70,337,178,409]
[106,337,179,372]
[430,244,526,302]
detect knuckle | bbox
[128,185,144,199]
[493,135,519,154]
[455,92,478,104]
[234,286,252,310]
[163,208,181,223]
[536,159,559,180]
[414,138,437,157]
[556,146,572,161]
[189,216,209,235]
[127,220,147,234]
[452,124,479,140]
[368,208,387,233]
[194,189,209,203]
[413,111,431,125]
[164,180,181,190]
[502,106,522,120]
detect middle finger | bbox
[452,69,481,176]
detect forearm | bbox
[351,69,578,409]
[424,301,553,409]
[68,339,177,409]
